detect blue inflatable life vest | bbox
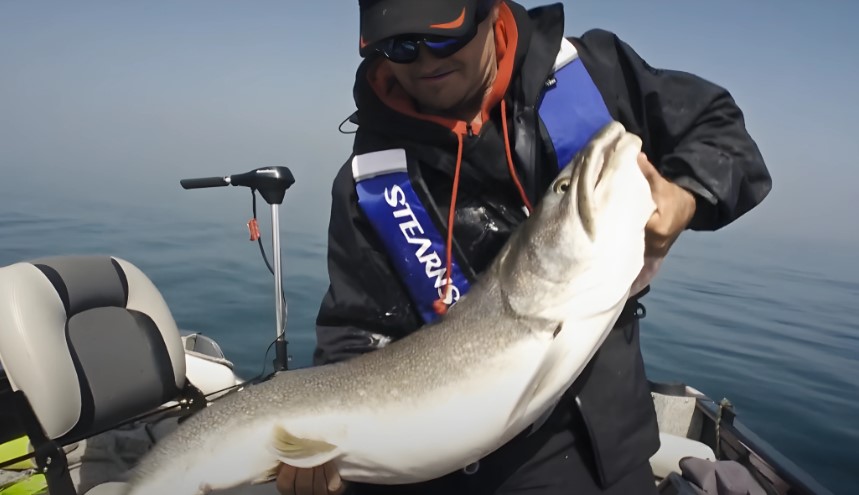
[351,39,613,324]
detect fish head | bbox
[497,121,656,321]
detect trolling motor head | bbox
[180,166,295,205]
[229,167,295,205]
[179,166,296,372]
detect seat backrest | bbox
[0,255,187,442]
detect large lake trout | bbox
[124,121,657,494]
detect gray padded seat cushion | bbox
[0,255,186,440]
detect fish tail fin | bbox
[250,463,282,485]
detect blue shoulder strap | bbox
[352,149,471,324]
[538,38,613,170]
[352,39,612,324]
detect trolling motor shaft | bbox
[180,166,295,372]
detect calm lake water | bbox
[0,173,856,494]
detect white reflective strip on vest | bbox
[351,149,408,182]
[553,38,579,73]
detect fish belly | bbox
[128,422,279,495]
[327,336,553,484]
[514,305,623,429]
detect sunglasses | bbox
[374,27,478,64]
[373,1,493,64]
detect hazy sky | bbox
[1,0,857,246]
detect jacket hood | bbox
[349,0,564,144]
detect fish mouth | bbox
[569,122,628,240]
[576,121,641,241]
[595,134,624,186]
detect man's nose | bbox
[415,43,442,63]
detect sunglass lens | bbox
[424,37,465,58]
[383,38,419,63]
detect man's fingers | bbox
[276,462,345,495]
[276,464,298,495]
[635,152,696,259]
[637,152,661,186]
[637,153,663,232]
[295,466,315,494]
[312,465,328,494]
[323,461,345,493]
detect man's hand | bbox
[628,153,696,296]
[637,153,697,257]
[275,461,346,495]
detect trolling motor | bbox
[180,166,295,372]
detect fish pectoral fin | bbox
[250,463,281,485]
[269,425,342,469]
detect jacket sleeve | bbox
[573,29,772,231]
[312,159,422,366]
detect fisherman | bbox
[277,0,771,494]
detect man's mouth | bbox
[420,70,454,81]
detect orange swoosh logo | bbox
[430,7,466,29]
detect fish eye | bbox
[553,177,571,194]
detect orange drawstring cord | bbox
[433,102,532,316]
[433,131,465,316]
[500,99,533,213]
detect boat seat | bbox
[650,432,717,479]
[0,255,202,495]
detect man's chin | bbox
[416,96,468,119]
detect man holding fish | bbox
[281,0,772,494]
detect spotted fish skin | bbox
[123,121,656,495]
